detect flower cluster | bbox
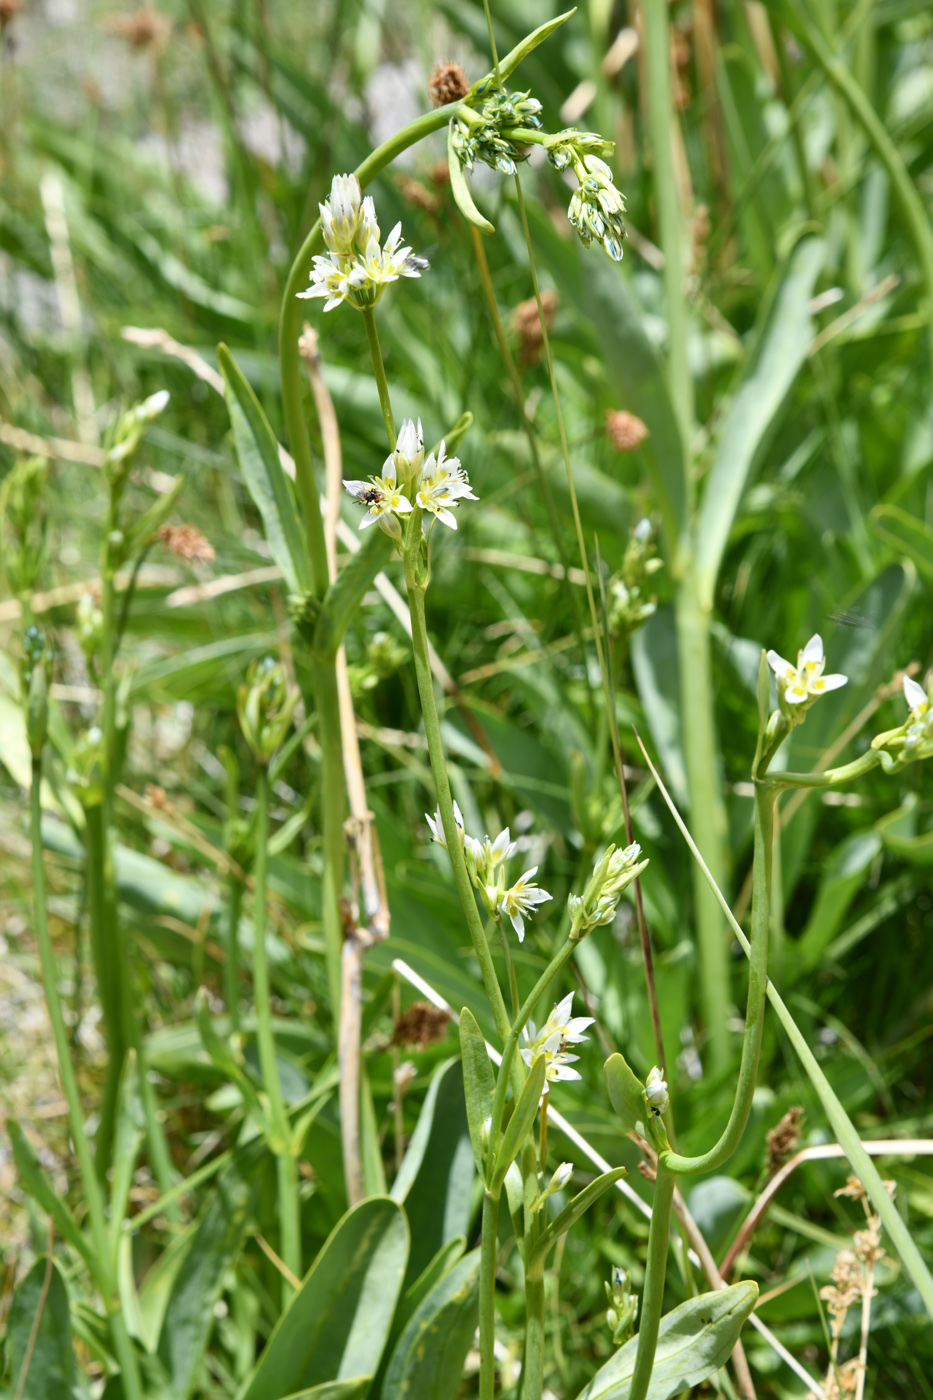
[605,1266,637,1347]
[237,656,300,764]
[299,174,423,314]
[871,674,933,770]
[608,517,663,639]
[567,154,626,262]
[449,87,542,175]
[568,841,649,940]
[767,634,847,716]
[425,800,551,942]
[521,992,593,1087]
[344,418,477,540]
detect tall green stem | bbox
[361,307,396,447]
[31,762,144,1400]
[225,876,242,1032]
[253,767,300,1298]
[84,803,125,1174]
[406,584,513,1051]
[628,1162,676,1400]
[523,1262,546,1400]
[479,1190,499,1400]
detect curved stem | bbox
[767,748,881,791]
[406,584,513,1052]
[628,1162,676,1400]
[478,1190,499,1400]
[664,785,774,1176]
[252,767,300,1298]
[31,761,144,1400]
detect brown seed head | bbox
[0,0,23,29]
[429,160,451,187]
[765,1104,805,1176]
[512,289,558,368]
[606,409,649,453]
[145,783,171,811]
[428,61,469,108]
[395,174,440,215]
[105,6,172,50]
[157,523,216,564]
[392,1000,450,1051]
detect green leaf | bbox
[496,10,576,82]
[108,1050,146,1263]
[157,1159,255,1399]
[630,608,687,810]
[237,1198,409,1400]
[605,1055,647,1135]
[530,1167,628,1266]
[372,1238,467,1400]
[459,1007,495,1180]
[7,1256,75,1400]
[490,1055,546,1193]
[871,503,933,582]
[390,1059,475,1285]
[447,130,495,235]
[313,527,394,661]
[282,1384,371,1400]
[796,829,882,970]
[695,235,824,603]
[574,1282,759,1400]
[7,1119,96,1276]
[218,343,311,596]
[381,1249,480,1400]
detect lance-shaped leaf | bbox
[694,235,824,605]
[574,1281,759,1400]
[313,527,394,659]
[490,1054,546,1194]
[7,1119,96,1277]
[605,1054,646,1135]
[871,503,933,583]
[7,1256,75,1400]
[218,343,312,597]
[237,1197,409,1400]
[195,987,267,1129]
[447,129,495,235]
[381,1249,481,1400]
[459,1007,495,1180]
[497,10,576,82]
[529,1166,628,1267]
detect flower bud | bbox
[236,656,300,764]
[570,841,648,939]
[644,1066,669,1116]
[22,625,50,757]
[67,725,107,808]
[605,1266,637,1346]
[320,173,363,256]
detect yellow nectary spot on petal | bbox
[813,679,826,691]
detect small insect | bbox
[828,610,874,630]
[406,254,431,273]
[359,487,383,505]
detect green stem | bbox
[277,1149,301,1289]
[767,748,881,792]
[225,876,243,1033]
[482,0,501,82]
[253,767,299,1300]
[31,762,144,1400]
[628,1162,676,1400]
[489,936,577,1153]
[84,804,125,1177]
[406,584,513,1052]
[479,1190,499,1400]
[523,1263,546,1400]
[312,656,345,1015]
[362,306,396,448]
[674,583,731,1073]
[497,919,521,1021]
[664,784,773,1175]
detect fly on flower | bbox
[343,455,413,532]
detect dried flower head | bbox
[606,409,649,453]
[105,6,172,50]
[395,175,440,215]
[429,61,469,107]
[766,1104,805,1176]
[145,783,171,811]
[392,1000,451,1051]
[512,289,558,367]
[0,0,23,28]
[157,523,216,563]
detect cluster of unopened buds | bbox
[343,417,477,542]
[608,518,662,638]
[568,841,649,940]
[449,86,543,175]
[299,174,425,314]
[521,991,593,1088]
[872,674,933,770]
[546,132,627,262]
[426,800,551,942]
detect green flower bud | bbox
[236,656,300,764]
[605,1266,637,1346]
[1,456,48,598]
[22,625,50,757]
[67,726,107,808]
[76,591,104,659]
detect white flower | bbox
[550,1161,573,1192]
[390,418,424,486]
[492,866,551,942]
[425,800,466,850]
[767,634,847,705]
[300,253,366,313]
[343,456,413,530]
[138,389,170,421]
[415,441,478,529]
[353,222,421,295]
[534,992,594,1047]
[904,675,929,720]
[521,1029,581,1085]
[358,194,379,250]
[645,1066,668,1116]
[320,173,362,256]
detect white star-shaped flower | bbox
[767,634,847,705]
[904,675,929,720]
[491,866,551,942]
[537,991,594,1046]
[520,1029,581,1085]
[415,442,478,529]
[343,457,413,530]
[425,800,466,851]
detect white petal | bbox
[784,686,808,704]
[904,676,928,710]
[510,911,525,941]
[766,650,793,678]
[435,508,458,529]
[815,673,847,693]
[801,634,824,665]
[490,828,512,861]
[552,992,575,1026]
[452,800,465,828]
[359,513,378,529]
